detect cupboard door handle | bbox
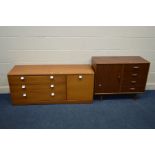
[133,66,140,69]
[22,85,26,89]
[51,92,55,96]
[117,75,121,80]
[20,76,25,80]
[50,75,54,79]
[132,73,138,77]
[50,84,54,88]
[23,93,27,97]
[130,87,135,90]
[117,75,121,79]
[131,81,136,84]
[78,75,83,79]
[98,84,102,87]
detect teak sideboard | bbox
[92,56,150,95]
[8,65,94,105]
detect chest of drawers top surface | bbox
[92,56,150,64]
[8,65,94,75]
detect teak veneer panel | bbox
[8,65,94,105]
[92,56,150,65]
[67,74,94,101]
[8,65,94,75]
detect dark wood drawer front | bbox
[122,76,147,86]
[122,63,149,86]
[121,86,145,93]
[8,75,66,85]
[123,64,149,73]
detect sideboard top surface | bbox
[92,56,150,64]
[8,65,94,75]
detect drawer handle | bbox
[133,66,140,69]
[20,76,25,80]
[131,81,137,84]
[132,73,138,77]
[130,87,135,90]
[98,84,102,87]
[23,93,27,97]
[51,92,55,96]
[22,85,26,89]
[50,84,54,88]
[50,75,54,79]
[78,75,83,79]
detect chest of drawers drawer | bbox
[123,64,148,73]
[122,63,149,86]
[122,76,147,86]
[121,86,145,93]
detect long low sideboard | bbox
[8,65,94,105]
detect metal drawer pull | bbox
[22,85,26,89]
[50,75,54,79]
[51,92,55,96]
[50,84,54,88]
[130,88,135,90]
[20,76,25,80]
[23,93,27,97]
[131,81,136,84]
[78,75,83,79]
[98,84,102,87]
[133,66,140,69]
[132,73,138,76]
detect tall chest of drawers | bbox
[92,56,150,95]
[8,65,94,105]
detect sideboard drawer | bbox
[8,75,66,85]
[11,91,51,104]
[9,83,66,93]
[11,87,66,104]
[8,75,50,85]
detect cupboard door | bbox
[95,64,123,93]
[67,74,94,101]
